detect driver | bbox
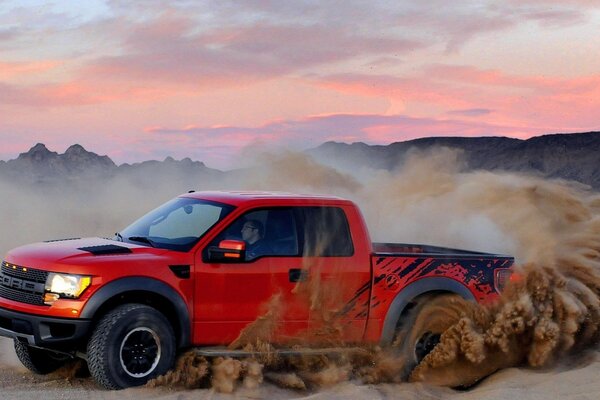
[241,219,272,259]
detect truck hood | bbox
[4,237,170,273]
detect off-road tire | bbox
[87,303,176,389]
[394,293,464,379]
[14,340,69,374]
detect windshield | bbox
[117,197,234,251]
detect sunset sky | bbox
[1,1,599,169]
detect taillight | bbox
[495,269,513,293]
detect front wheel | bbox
[87,304,176,389]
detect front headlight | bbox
[45,273,91,298]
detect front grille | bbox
[0,285,45,305]
[0,261,48,306]
[2,261,48,282]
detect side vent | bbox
[78,245,132,255]
[169,265,191,279]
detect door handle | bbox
[288,269,308,283]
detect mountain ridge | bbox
[308,131,600,189]
[1,131,599,189]
[0,142,222,185]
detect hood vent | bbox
[78,245,132,255]
[45,238,81,242]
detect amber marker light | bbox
[44,293,60,305]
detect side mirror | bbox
[207,239,246,262]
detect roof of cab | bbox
[180,190,351,207]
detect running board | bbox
[193,346,367,358]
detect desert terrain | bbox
[1,337,599,399]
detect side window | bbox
[208,208,299,261]
[298,207,354,257]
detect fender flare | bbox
[379,277,475,346]
[81,277,191,347]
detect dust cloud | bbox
[1,146,599,393]
[409,178,600,386]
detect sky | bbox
[1,0,599,169]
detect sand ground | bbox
[1,337,598,400]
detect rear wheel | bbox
[14,340,69,374]
[395,294,465,378]
[87,304,176,389]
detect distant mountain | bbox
[0,143,117,183]
[1,131,599,190]
[0,143,222,185]
[117,156,223,187]
[308,131,600,190]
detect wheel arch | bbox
[380,277,475,346]
[81,277,191,348]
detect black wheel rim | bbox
[415,331,441,363]
[119,327,161,378]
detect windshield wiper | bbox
[115,232,123,242]
[128,236,155,247]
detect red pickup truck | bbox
[0,191,513,389]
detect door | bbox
[193,207,309,345]
[193,205,370,346]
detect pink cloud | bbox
[0,14,423,108]
[311,67,600,131]
[2,2,595,112]
[313,73,480,111]
[145,113,545,158]
[79,13,424,88]
[522,8,584,26]
[0,77,178,107]
[425,65,600,128]
[361,118,539,142]
[0,60,61,79]
[447,109,493,117]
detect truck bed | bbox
[345,243,515,343]
[372,242,510,258]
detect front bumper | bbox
[0,306,91,349]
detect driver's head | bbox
[241,219,263,244]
